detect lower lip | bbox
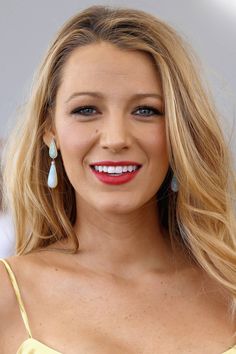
[90,167,141,185]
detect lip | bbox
[89,161,142,185]
[90,161,142,167]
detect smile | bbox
[89,162,142,185]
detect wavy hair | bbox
[2,5,236,321]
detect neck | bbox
[72,197,181,279]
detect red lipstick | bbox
[89,161,142,185]
[90,161,141,166]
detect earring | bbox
[171,174,179,192]
[47,138,58,188]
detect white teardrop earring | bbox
[171,174,179,192]
[47,138,58,188]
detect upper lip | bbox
[90,161,142,166]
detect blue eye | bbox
[71,106,97,116]
[70,105,163,119]
[134,106,162,117]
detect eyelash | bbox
[70,105,163,118]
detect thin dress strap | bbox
[0,258,32,338]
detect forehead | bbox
[58,42,163,98]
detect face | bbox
[49,42,169,215]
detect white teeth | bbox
[127,166,133,172]
[93,165,139,174]
[115,166,123,173]
[108,166,116,173]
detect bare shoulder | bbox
[0,253,46,285]
[0,257,18,319]
[0,256,28,349]
[0,255,30,315]
[0,253,54,352]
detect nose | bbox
[100,115,131,152]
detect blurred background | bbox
[0,0,235,256]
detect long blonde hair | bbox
[2,5,236,320]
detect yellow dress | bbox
[0,258,235,354]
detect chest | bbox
[25,271,234,354]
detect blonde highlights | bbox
[2,5,236,320]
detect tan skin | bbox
[0,42,235,354]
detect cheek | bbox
[56,121,97,161]
[143,123,168,164]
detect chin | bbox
[94,199,141,215]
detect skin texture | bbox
[1,42,235,354]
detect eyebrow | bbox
[65,91,163,103]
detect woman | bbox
[0,5,235,354]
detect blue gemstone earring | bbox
[171,174,179,192]
[47,138,58,188]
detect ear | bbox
[43,130,59,150]
[43,130,53,148]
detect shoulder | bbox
[0,256,25,348]
[0,256,23,311]
[0,254,51,351]
[0,254,45,320]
